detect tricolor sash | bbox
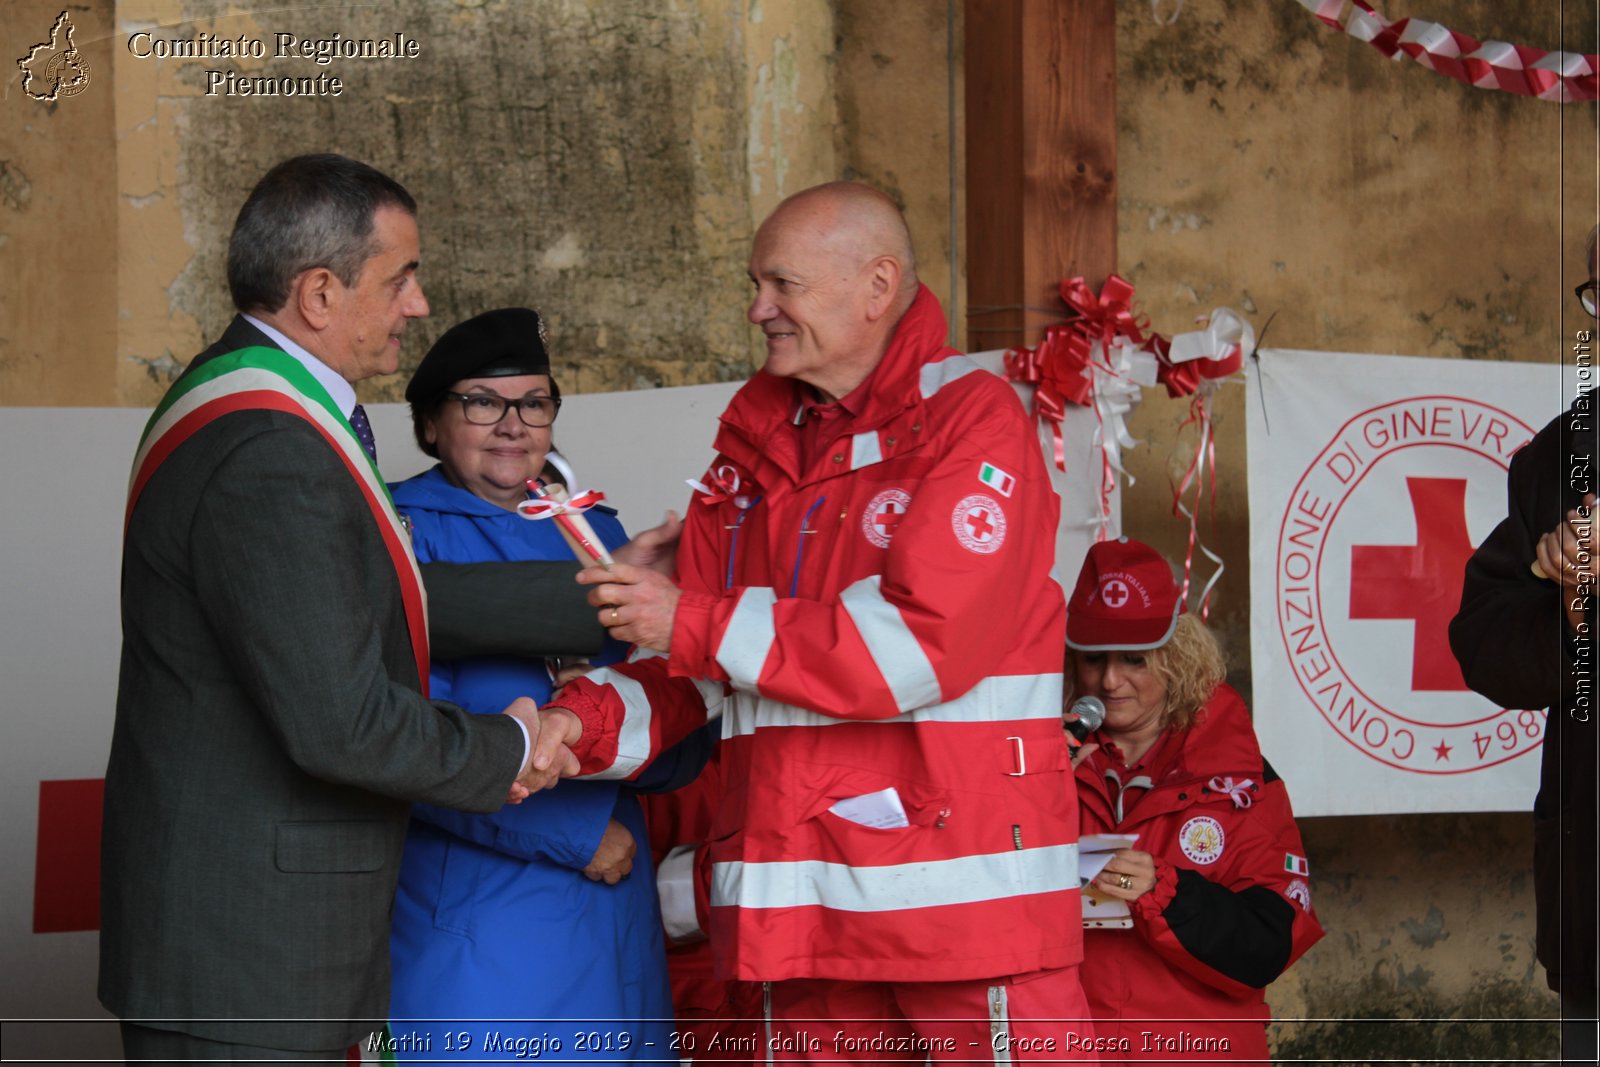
[127,346,431,695]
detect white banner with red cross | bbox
[1247,349,1560,816]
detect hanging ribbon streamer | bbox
[1090,338,1161,540]
[1295,0,1598,103]
[1000,279,1251,598]
[1155,309,1253,619]
[1171,395,1226,620]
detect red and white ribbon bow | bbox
[1004,275,1172,541]
[1158,308,1251,400]
[518,484,614,567]
[686,463,754,509]
[516,487,606,520]
[1088,337,1160,542]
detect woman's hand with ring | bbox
[1098,847,1157,902]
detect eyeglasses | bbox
[1576,281,1599,318]
[445,391,561,428]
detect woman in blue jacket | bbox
[387,307,694,1061]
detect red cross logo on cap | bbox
[1101,578,1130,609]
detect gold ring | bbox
[609,606,620,625]
[1117,873,1133,891]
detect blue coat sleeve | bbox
[409,783,615,871]
[412,657,619,870]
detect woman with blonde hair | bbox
[1065,538,1323,1062]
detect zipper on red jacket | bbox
[787,495,828,597]
[762,981,773,1065]
[724,496,762,591]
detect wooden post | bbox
[964,0,1117,353]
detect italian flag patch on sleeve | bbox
[978,461,1016,497]
[1284,853,1309,876]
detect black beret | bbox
[405,307,551,405]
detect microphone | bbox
[1064,696,1106,746]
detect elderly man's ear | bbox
[865,255,902,321]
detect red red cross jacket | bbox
[1075,684,1324,1062]
[554,287,1083,983]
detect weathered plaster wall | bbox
[103,0,761,406]
[1,0,120,406]
[5,0,967,406]
[835,0,962,341]
[1277,812,1558,1060]
[744,0,840,221]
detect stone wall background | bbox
[4,0,1594,1057]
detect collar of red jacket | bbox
[1082,684,1266,792]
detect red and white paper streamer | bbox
[1296,0,1598,103]
[1161,309,1252,620]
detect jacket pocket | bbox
[274,820,387,873]
[794,761,952,868]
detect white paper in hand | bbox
[1077,833,1139,881]
[1078,832,1140,929]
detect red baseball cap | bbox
[1065,538,1185,651]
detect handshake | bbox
[501,698,585,802]
[494,508,687,803]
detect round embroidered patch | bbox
[862,489,913,549]
[1285,878,1312,912]
[951,494,1006,554]
[1178,815,1225,865]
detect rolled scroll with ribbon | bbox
[517,480,615,567]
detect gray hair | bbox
[226,154,417,314]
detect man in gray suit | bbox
[100,154,573,1061]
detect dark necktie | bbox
[349,403,378,463]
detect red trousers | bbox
[765,966,1101,1064]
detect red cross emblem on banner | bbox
[1270,392,1544,776]
[1349,476,1475,691]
